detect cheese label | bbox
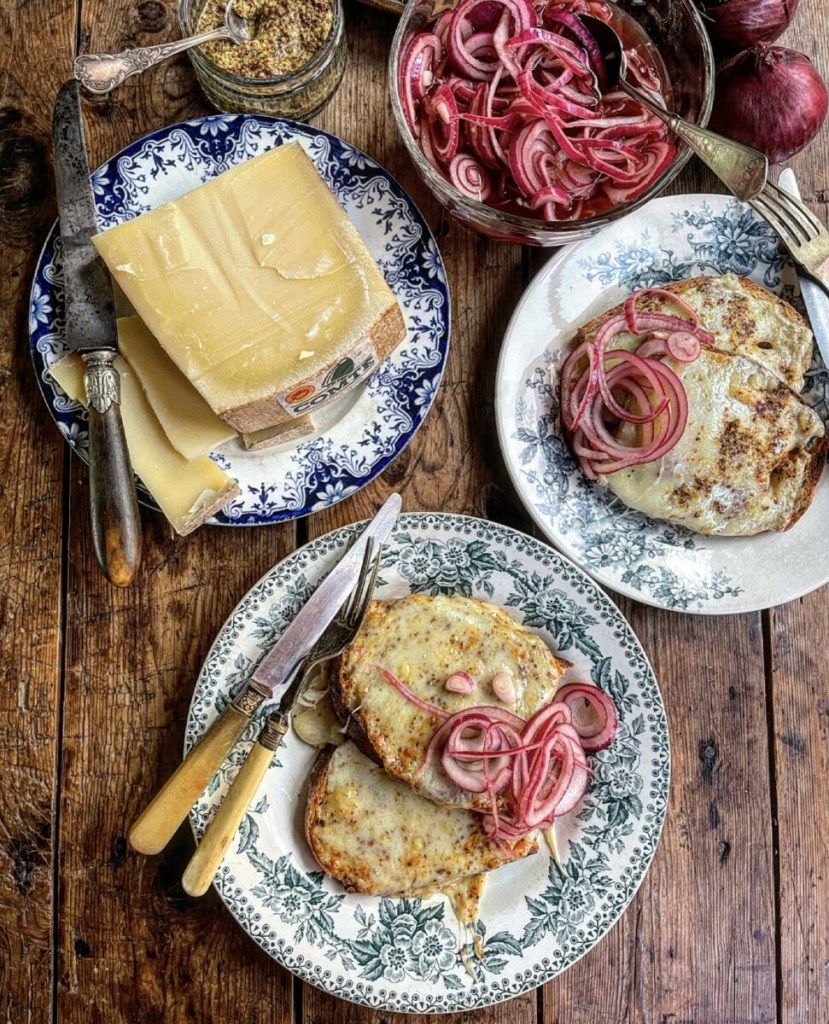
[276,337,379,417]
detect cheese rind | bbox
[116,316,237,461]
[48,353,239,536]
[92,143,406,433]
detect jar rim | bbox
[178,0,343,87]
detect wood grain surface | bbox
[0,2,827,1023]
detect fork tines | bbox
[751,181,827,251]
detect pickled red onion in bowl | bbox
[389,0,714,245]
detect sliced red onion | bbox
[560,285,712,477]
[554,682,618,752]
[399,0,677,224]
[449,152,494,201]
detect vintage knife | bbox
[129,492,402,855]
[52,80,141,586]
[778,168,829,368]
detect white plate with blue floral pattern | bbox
[29,116,450,523]
[185,512,668,1013]
[496,195,829,614]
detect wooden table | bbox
[2,3,828,1021]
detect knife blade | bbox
[128,492,402,856]
[52,79,142,586]
[249,491,401,695]
[778,168,829,368]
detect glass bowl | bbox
[178,0,347,120]
[389,0,714,245]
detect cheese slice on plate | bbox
[92,143,406,433]
[116,315,237,461]
[48,353,239,536]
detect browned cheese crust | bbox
[330,594,569,811]
[305,742,538,895]
[567,273,826,534]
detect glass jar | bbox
[178,0,347,120]
[389,0,714,245]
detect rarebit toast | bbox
[330,595,568,812]
[305,742,538,895]
[570,274,826,535]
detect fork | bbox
[180,541,381,897]
[749,181,829,292]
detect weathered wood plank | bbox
[54,6,296,1024]
[0,1,76,1021]
[542,602,777,1024]
[771,593,829,1024]
[770,14,829,1020]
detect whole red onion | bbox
[710,45,828,164]
[702,0,800,50]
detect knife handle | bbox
[182,714,287,897]
[129,685,267,856]
[83,352,142,587]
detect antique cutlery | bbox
[765,170,829,313]
[579,14,769,201]
[52,80,142,586]
[181,543,381,897]
[74,5,249,95]
[129,492,401,856]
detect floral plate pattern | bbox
[29,116,450,523]
[496,195,829,614]
[185,513,669,1012]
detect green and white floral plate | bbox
[496,194,829,614]
[186,513,668,1012]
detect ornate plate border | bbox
[185,512,670,1012]
[496,194,829,614]
[29,115,450,524]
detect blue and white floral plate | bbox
[29,116,450,523]
[186,513,668,1013]
[496,194,829,614]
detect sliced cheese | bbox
[116,315,237,461]
[92,143,406,433]
[48,353,239,536]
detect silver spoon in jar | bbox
[579,14,768,201]
[73,4,249,95]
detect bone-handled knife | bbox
[778,168,829,369]
[129,492,401,856]
[52,80,141,586]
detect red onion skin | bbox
[702,0,800,51]
[710,45,829,164]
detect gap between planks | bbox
[763,607,784,1024]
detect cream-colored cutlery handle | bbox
[129,686,266,856]
[182,740,276,897]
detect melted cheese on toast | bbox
[305,742,537,896]
[331,595,568,811]
[569,274,826,535]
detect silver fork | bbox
[750,181,829,292]
[181,539,382,897]
[275,537,382,731]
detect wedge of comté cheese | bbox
[48,351,240,536]
[91,143,406,434]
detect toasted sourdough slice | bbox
[570,274,826,535]
[305,742,538,895]
[330,595,569,811]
